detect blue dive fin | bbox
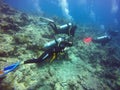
[0,61,20,78]
[4,61,20,71]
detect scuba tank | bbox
[43,37,64,49]
[49,22,76,36]
[92,35,112,45]
[58,23,73,35]
[59,23,72,30]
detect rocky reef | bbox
[0,0,120,90]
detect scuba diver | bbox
[24,37,73,64]
[83,30,119,45]
[92,35,112,46]
[49,22,77,36]
[0,38,73,78]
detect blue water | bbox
[4,0,120,26]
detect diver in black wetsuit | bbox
[92,30,119,45]
[49,22,77,36]
[24,38,73,64]
[92,35,112,46]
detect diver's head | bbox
[67,22,72,25]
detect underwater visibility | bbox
[0,0,120,90]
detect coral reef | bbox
[0,34,15,57]
[0,0,120,90]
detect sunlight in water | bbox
[59,0,73,20]
[111,0,118,14]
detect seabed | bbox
[0,1,120,90]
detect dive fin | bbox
[83,37,92,44]
[0,61,20,78]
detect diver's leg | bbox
[69,25,77,36]
[24,52,49,64]
[49,22,58,33]
[37,51,50,62]
[24,49,54,64]
[24,59,39,64]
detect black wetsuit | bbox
[24,41,72,64]
[49,22,77,36]
[92,30,119,46]
[92,35,112,46]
